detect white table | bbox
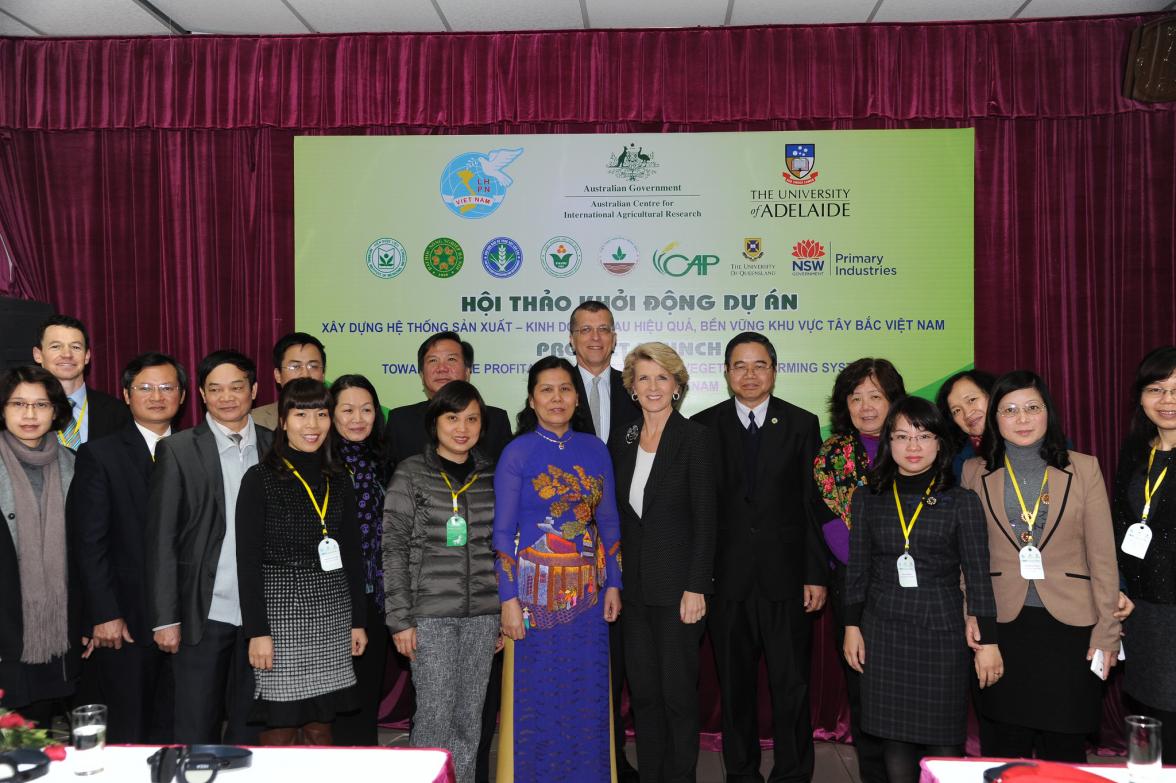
[920,758,1176,783]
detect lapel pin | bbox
[1041,493,1050,505]
[771,417,778,425]
[925,496,937,506]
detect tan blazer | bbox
[251,402,278,431]
[961,451,1120,651]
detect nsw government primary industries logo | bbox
[439,148,524,219]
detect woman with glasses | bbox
[843,396,998,783]
[0,366,78,724]
[1114,346,1176,763]
[935,370,997,480]
[961,371,1120,761]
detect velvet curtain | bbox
[2,12,1174,751]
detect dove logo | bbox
[365,238,407,280]
[599,238,639,276]
[481,237,523,279]
[540,236,583,278]
[439,148,524,219]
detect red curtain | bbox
[1,13,1174,751]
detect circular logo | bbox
[600,237,639,276]
[423,238,465,278]
[540,237,583,278]
[439,148,523,220]
[365,238,407,280]
[481,237,523,279]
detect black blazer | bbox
[145,420,273,645]
[384,399,512,465]
[85,387,133,443]
[1114,438,1176,604]
[66,422,159,643]
[611,410,718,606]
[571,365,640,443]
[692,397,830,601]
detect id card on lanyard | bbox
[1122,447,1166,559]
[1005,457,1048,580]
[441,471,479,547]
[284,459,339,571]
[893,480,936,589]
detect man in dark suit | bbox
[692,332,829,783]
[32,314,130,448]
[67,352,188,743]
[146,350,273,744]
[568,300,640,781]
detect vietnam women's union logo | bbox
[366,238,407,279]
[439,148,524,219]
[540,236,583,278]
[424,237,464,278]
[481,237,523,279]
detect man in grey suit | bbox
[146,349,273,743]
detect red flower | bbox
[0,711,30,729]
[791,239,826,260]
[43,744,67,762]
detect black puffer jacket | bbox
[382,448,499,632]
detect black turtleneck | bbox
[438,453,474,483]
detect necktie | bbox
[748,410,759,436]
[590,375,603,437]
[744,410,761,499]
[228,432,243,452]
[60,400,81,449]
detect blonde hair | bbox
[622,342,690,408]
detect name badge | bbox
[1019,544,1045,580]
[896,553,918,588]
[446,514,468,547]
[318,536,343,571]
[1121,522,1152,560]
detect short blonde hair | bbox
[622,342,690,408]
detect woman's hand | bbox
[964,615,983,652]
[975,644,1003,688]
[1114,592,1135,622]
[249,635,274,670]
[392,628,417,661]
[351,628,368,657]
[501,598,526,641]
[843,625,865,673]
[603,587,622,622]
[680,591,706,624]
[495,634,506,654]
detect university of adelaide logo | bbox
[742,238,764,261]
[366,238,407,279]
[782,144,818,186]
[608,143,659,182]
[439,148,523,219]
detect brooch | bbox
[625,424,639,445]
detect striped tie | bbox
[60,400,81,449]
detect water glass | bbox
[1126,714,1163,783]
[69,704,107,776]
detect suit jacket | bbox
[572,365,640,443]
[961,451,1121,651]
[145,419,274,645]
[66,422,160,644]
[85,387,133,443]
[384,399,512,465]
[611,410,718,606]
[692,397,829,601]
[251,402,278,432]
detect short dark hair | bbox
[0,365,73,433]
[272,332,326,373]
[723,331,777,368]
[868,396,955,493]
[568,300,613,332]
[196,350,256,388]
[35,314,90,350]
[515,356,589,435]
[828,358,906,435]
[329,374,390,468]
[981,370,1071,471]
[1126,346,1176,449]
[121,352,189,393]
[934,369,997,448]
[416,331,474,373]
[264,378,340,474]
[425,380,488,450]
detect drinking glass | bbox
[69,704,107,776]
[1126,714,1163,783]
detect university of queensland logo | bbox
[782,143,818,186]
[608,143,658,182]
[366,238,407,279]
[742,238,764,261]
[439,148,523,219]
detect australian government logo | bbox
[600,237,639,276]
[439,148,523,219]
[608,143,659,182]
[540,237,582,278]
[652,243,719,277]
[423,237,464,278]
[481,237,523,279]
[366,238,407,280]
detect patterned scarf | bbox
[338,439,386,612]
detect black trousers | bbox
[986,722,1087,762]
[711,594,814,783]
[474,649,503,783]
[333,596,389,746]
[610,617,639,779]
[623,597,704,783]
[172,620,258,744]
[91,642,174,744]
[829,568,887,783]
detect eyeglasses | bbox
[5,400,52,413]
[1142,385,1176,401]
[730,362,772,375]
[572,325,614,337]
[890,432,937,445]
[996,402,1045,418]
[282,362,323,373]
[130,383,181,395]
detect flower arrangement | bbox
[0,691,67,761]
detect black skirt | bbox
[980,606,1103,733]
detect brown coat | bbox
[961,451,1120,651]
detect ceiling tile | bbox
[731,0,878,25]
[0,0,170,36]
[873,0,1025,22]
[151,0,308,34]
[586,0,726,28]
[437,0,584,32]
[291,0,447,33]
[1018,0,1172,18]
[0,11,40,36]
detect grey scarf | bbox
[0,430,69,663]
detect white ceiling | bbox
[0,0,1171,36]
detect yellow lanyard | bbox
[1143,447,1168,523]
[283,459,330,536]
[892,480,934,552]
[1004,456,1048,539]
[55,395,88,446]
[441,471,480,514]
